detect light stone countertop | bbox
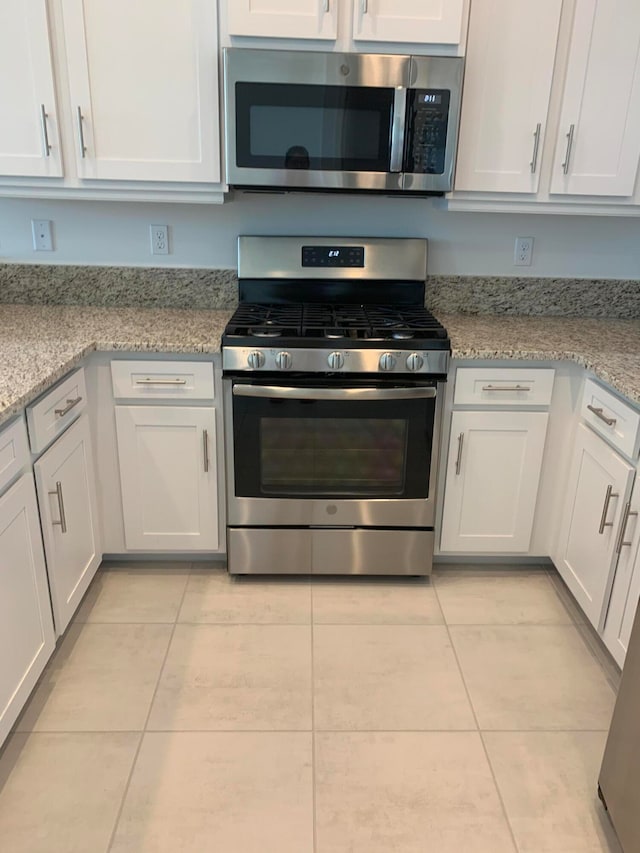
[0,305,638,427]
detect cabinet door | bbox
[228,0,337,39]
[550,0,640,196]
[440,410,549,553]
[0,474,55,746]
[454,0,562,193]
[34,416,101,636]
[602,478,640,666]
[354,0,465,44]
[115,406,219,551]
[61,0,220,182]
[0,0,62,177]
[556,423,635,629]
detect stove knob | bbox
[406,353,424,372]
[379,352,397,372]
[275,351,293,370]
[247,351,265,369]
[327,351,345,370]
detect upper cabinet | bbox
[353,0,465,44]
[550,0,640,197]
[455,0,563,193]
[0,0,62,177]
[228,0,338,40]
[60,0,220,183]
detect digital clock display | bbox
[302,246,365,267]
[422,93,442,105]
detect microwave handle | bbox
[390,88,408,173]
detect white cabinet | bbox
[353,0,465,44]
[556,422,635,629]
[550,0,640,197]
[60,0,220,182]
[228,0,337,40]
[114,406,219,551]
[34,415,101,636]
[0,0,62,177]
[440,410,550,553]
[0,473,55,746]
[454,0,562,193]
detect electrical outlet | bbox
[31,219,53,251]
[150,224,169,255]
[514,236,534,266]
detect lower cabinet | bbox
[0,473,55,745]
[440,410,549,552]
[115,405,219,550]
[34,415,101,636]
[556,423,635,630]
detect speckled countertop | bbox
[0,304,638,427]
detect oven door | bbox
[224,379,443,528]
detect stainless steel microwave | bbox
[223,48,464,195]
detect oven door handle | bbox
[232,385,437,401]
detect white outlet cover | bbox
[150,224,169,255]
[514,236,534,266]
[31,219,53,251]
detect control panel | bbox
[302,245,365,268]
[404,89,450,175]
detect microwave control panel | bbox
[404,89,450,175]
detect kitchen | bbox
[1,0,640,851]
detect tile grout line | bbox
[310,581,318,853]
[105,569,191,853]
[432,581,522,853]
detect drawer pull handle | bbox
[455,432,464,475]
[54,396,82,417]
[587,405,617,427]
[203,429,210,473]
[135,378,187,386]
[482,384,531,392]
[48,481,67,534]
[615,501,639,555]
[599,484,619,535]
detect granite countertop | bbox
[0,304,639,427]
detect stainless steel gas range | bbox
[222,236,450,576]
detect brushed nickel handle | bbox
[40,104,52,157]
[482,384,532,392]
[455,432,464,476]
[76,106,87,158]
[54,396,82,417]
[599,485,619,534]
[48,481,67,534]
[232,385,437,401]
[362,0,368,11]
[323,0,329,10]
[587,405,617,427]
[562,123,575,175]
[203,429,210,473]
[530,123,541,174]
[615,501,638,555]
[135,378,187,386]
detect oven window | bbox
[235,82,394,172]
[261,417,407,495]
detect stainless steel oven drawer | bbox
[227,527,434,576]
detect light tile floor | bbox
[0,563,625,853]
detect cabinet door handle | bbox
[203,429,210,473]
[362,0,368,12]
[76,106,87,158]
[530,123,541,174]
[40,104,52,157]
[562,123,575,175]
[455,432,464,475]
[135,378,187,386]
[323,0,329,10]
[48,481,68,534]
[599,484,619,534]
[587,405,617,427]
[54,396,83,417]
[482,384,531,393]
[615,501,639,555]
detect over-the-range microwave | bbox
[223,48,464,195]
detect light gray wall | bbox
[1,194,639,278]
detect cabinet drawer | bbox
[454,367,555,407]
[111,360,215,401]
[26,368,87,455]
[581,378,640,460]
[0,418,30,494]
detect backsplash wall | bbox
[1,194,640,279]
